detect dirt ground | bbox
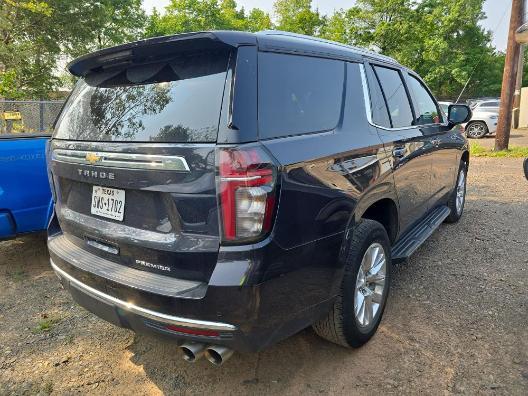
[1,157,527,395]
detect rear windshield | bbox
[54,51,229,143]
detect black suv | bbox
[47,31,471,365]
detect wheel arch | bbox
[355,197,399,245]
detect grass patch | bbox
[42,381,53,395]
[7,267,27,281]
[470,142,528,158]
[32,317,60,334]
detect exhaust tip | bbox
[181,346,196,362]
[205,346,234,366]
[180,343,205,363]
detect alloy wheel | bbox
[456,169,466,215]
[467,123,486,138]
[354,243,387,328]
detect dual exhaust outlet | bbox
[180,343,234,366]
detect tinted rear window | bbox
[54,51,229,142]
[258,52,344,139]
[366,66,391,128]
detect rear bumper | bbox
[48,231,342,352]
[51,259,235,332]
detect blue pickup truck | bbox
[0,134,53,239]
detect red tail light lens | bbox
[164,325,220,337]
[217,146,278,242]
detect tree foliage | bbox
[319,0,498,99]
[145,0,271,37]
[273,0,324,36]
[147,0,504,100]
[0,0,509,100]
[0,0,146,99]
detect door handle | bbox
[392,147,406,158]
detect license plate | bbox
[91,186,125,221]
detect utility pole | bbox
[495,0,525,151]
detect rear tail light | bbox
[217,146,278,242]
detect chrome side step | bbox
[391,205,450,263]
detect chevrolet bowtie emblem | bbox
[85,152,101,165]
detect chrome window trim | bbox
[52,149,190,171]
[51,259,236,332]
[359,63,449,132]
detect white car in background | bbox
[439,100,499,139]
[464,100,500,139]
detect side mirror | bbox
[448,104,472,125]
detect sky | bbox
[142,0,515,51]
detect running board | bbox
[391,205,450,263]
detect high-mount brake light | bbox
[217,146,277,242]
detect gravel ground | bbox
[0,157,527,395]
[473,128,528,148]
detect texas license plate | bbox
[90,186,125,221]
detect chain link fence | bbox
[0,100,64,135]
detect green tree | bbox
[273,0,324,36]
[246,8,272,32]
[320,10,348,43]
[319,0,498,99]
[411,0,494,98]
[0,0,146,99]
[323,0,417,53]
[145,0,271,37]
[468,52,505,98]
[146,0,223,36]
[219,0,247,30]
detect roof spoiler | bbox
[68,31,256,77]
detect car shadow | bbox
[0,232,50,279]
[126,326,373,394]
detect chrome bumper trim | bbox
[50,259,236,332]
[52,149,190,171]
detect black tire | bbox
[313,219,391,348]
[445,161,467,223]
[465,121,488,139]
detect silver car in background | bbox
[439,100,499,139]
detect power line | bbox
[455,1,512,102]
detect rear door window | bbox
[365,66,391,128]
[406,74,443,125]
[258,52,345,139]
[372,65,414,128]
[54,51,230,143]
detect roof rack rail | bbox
[258,30,400,65]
